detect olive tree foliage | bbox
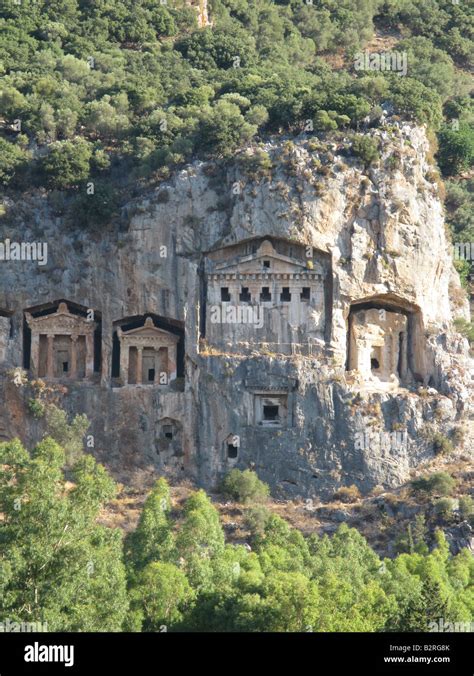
[1,0,470,190]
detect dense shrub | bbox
[431,432,453,456]
[454,319,474,345]
[351,135,380,166]
[459,496,474,524]
[236,149,273,178]
[437,124,474,176]
[244,504,272,537]
[40,139,93,189]
[411,472,456,497]
[433,497,456,520]
[0,138,28,186]
[221,469,270,503]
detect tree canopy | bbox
[1,0,472,191]
[1,439,472,632]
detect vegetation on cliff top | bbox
[1,0,473,193]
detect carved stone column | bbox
[391,333,398,376]
[85,332,94,378]
[30,332,40,377]
[399,331,408,380]
[120,342,129,385]
[46,334,54,379]
[136,346,143,384]
[169,345,177,382]
[70,335,78,379]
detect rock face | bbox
[186,0,211,28]
[0,123,472,498]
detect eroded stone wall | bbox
[0,123,471,496]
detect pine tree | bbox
[399,579,450,632]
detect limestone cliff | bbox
[0,122,472,498]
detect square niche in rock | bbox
[254,392,288,428]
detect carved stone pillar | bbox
[70,335,78,379]
[399,331,407,380]
[391,333,398,376]
[169,345,177,382]
[30,332,40,377]
[85,332,94,378]
[136,346,143,384]
[46,334,54,380]
[120,342,129,385]
[119,342,126,384]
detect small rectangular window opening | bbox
[239,287,251,303]
[301,287,310,301]
[227,444,238,459]
[263,405,279,421]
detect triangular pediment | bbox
[119,318,179,342]
[214,241,317,275]
[26,302,94,331]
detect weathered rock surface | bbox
[0,122,472,498]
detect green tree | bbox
[130,561,194,631]
[314,110,338,131]
[0,86,29,119]
[396,514,429,555]
[383,530,473,631]
[258,570,320,632]
[398,579,450,632]
[84,95,130,140]
[41,138,93,189]
[125,478,174,573]
[307,524,395,631]
[174,490,227,592]
[44,404,89,466]
[221,469,270,503]
[0,138,28,187]
[437,124,474,176]
[352,135,379,166]
[389,78,443,128]
[0,438,128,631]
[196,100,257,158]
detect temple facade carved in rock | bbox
[348,308,408,382]
[203,238,330,355]
[117,317,179,386]
[25,302,96,380]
